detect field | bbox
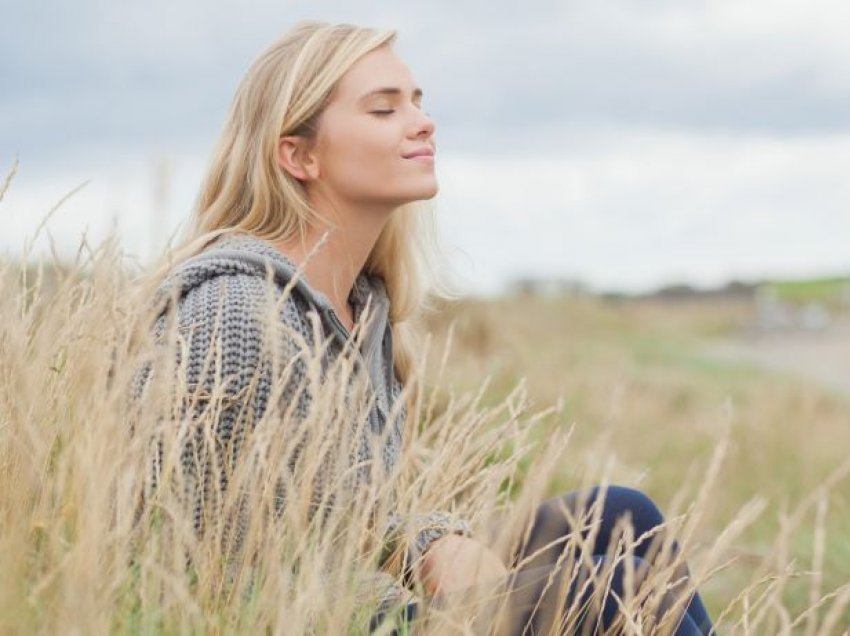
[423,292,850,630]
[1,218,849,634]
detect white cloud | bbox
[436,127,850,294]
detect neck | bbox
[272,190,394,322]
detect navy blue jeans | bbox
[368,486,715,635]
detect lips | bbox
[403,147,435,159]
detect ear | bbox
[277,135,320,182]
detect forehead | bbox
[334,46,419,102]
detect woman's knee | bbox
[532,485,666,536]
[514,485,669,569]
[555,484,668,556]
[598,485,666,532]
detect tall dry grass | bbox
[1,166,848,634]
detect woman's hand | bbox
[414,534,508,597]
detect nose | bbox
[411,108,436,139]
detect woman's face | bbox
[289,45,438,210]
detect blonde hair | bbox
[142,20,458,391]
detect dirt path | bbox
[701,319,850,397]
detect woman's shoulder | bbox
[155,234,310,315]
[149,259,317,367]
[158,234,284,294]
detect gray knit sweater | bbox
[132,232,472,617]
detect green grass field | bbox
[768,276,850,307]
[423,293,850,628]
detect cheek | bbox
[323,127,401,192]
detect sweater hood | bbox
[155,232,390,347]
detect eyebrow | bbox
[358,86,423,103]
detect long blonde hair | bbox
[142,20,459,390]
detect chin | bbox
[383,179,439,206]
[419,185,439,200]
[389,189,437,206]
[414,181,439,200]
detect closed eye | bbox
[370,106,430,117]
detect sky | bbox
[2,0,849,295]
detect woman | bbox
[135,20,716,635]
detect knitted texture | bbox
[130,232,472,619]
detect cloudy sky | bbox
[2,0,849,295]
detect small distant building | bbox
[754,285,832,332]
[800,302,831,331]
